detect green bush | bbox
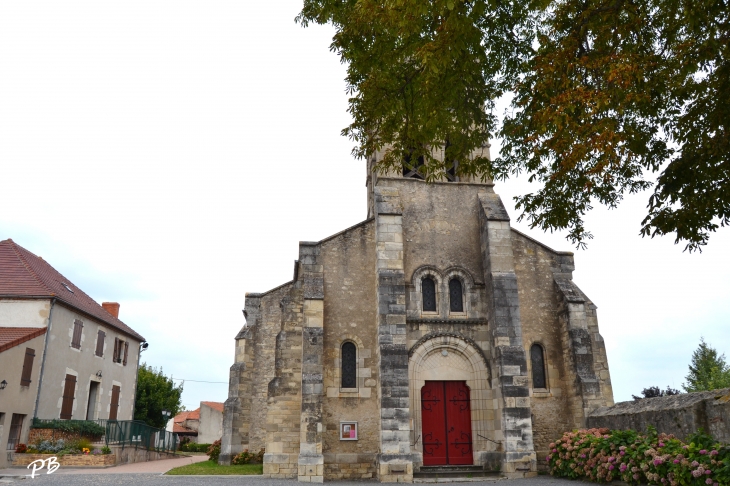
[547,427,730,485]
[207,439,221,462]
[180,442,211,453]
[31,418,105,438]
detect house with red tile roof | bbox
[166,401,224,444]
[0,239,146,467]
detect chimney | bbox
[102,302,120,318]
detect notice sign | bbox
[340,421,358,440]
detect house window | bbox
[110,385,121,420]
[113,338,129,365]
[60,374,77,420]
[341,342,357,389]
[71,319,83,349]
[422,277,437,312]
[20,347,36,386]
[449,278,464,313]
[95,330,106,357]
[530,344,547,389]
[7,414,25,450]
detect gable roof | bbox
[201,401,224,413]
[0,327,47,353]
[173,408,200,423]
[0,239,145,342]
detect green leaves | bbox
[299,0,729,250]
[134,363,184,429]
[683,338,730,393]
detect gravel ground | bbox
[0,475,596,486]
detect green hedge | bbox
[180,442,212,453]
[547,427,729,485]
[31,418,105,437]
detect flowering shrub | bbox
[232,448,265,465]
[15,444,27,453]
[547,427,730,485]
[101,446,112,455]
[207,439,221,463]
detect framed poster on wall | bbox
[340,421,358,440]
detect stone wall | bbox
[320,220,379,480]
[510,229,614,470]
[28,428,101,443]
[588,389,730,443]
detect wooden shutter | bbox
[71,319,83,349]
[113,337,119,361]
[60,374,77,420]
[20,348,36,386]
[95,330,105,357]
[122,341,129,366]
[109,385,120,420]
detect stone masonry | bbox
[221,153,614,481]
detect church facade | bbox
[220,152,614,482]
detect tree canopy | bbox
[683,338,730,392]
[631,385,680,401]
[297,0,729,250]
[134,363,184,429]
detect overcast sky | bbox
[1,1,728,412]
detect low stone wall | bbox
[28,428,101,443]
[111,445,181,465]
[587,388,730,442]
[13,453,115,467]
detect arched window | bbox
[449,278,463,312]
[530,344,547,389]
[341,342,357,388]
[422,277,436,312]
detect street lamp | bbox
[162,410,171,419]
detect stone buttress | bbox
[477,192,537,477]
[374,186,413,482]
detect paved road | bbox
[0,475,595,486]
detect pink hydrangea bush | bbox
[546,427,729,485]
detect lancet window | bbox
[449,278,464,312]
[422,277,437,312]
[530,344,547,389]
[341,342,357,389]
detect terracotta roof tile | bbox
[0,327,47,353]
[201,401,224,413]
[0,239,144,341]
[172,423,198,435]
[173,408,200,423]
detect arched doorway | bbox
[409,333,494,467]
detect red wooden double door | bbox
[421,381,473,466]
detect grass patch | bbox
[166,460,263,476]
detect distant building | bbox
[0,239,145,468]
[167,401,224,444]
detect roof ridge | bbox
[7,240,54,296]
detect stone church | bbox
[220,148,614,482]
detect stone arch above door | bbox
[408,333,498,466]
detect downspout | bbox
[33,298,56,419]
[131,340,142,421]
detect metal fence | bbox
[105,420,178,453]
